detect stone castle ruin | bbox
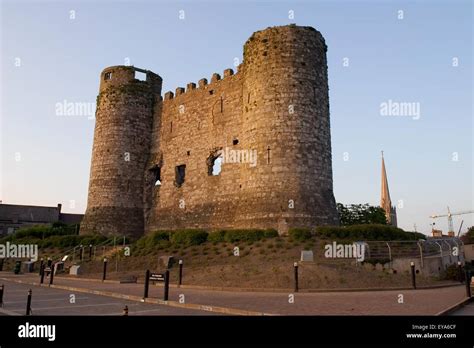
[80,24,339,237]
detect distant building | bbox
[0,203,83,236]
[380,152,397,227]
[464,244,474,263]
[431,229,456,238]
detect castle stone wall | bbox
[80,66,162,237]
[81,24,339,237]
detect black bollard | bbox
[465,269,472,298]
[38,258,44,276]
[144,270,150,299]
[102,258,108,281]
[458,262,464,283]
[79,245,83,262]
[0,284,4,307]
[410,262,416,289]
[40,264,45,284]
[178,260,183,287]
[26,289,32,315]
[89,245,93,261]
[164,270,170,301]
[49,264,55,285]
[294,262,299,292]
[0,258,4,272]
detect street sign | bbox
[149,273,164,281]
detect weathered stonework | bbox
[80,24,339,237]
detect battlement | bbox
[162,68,238,102]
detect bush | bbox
[223,229,265,243]
[441,264,461,281]
[263,229,279,238]
[79,235,108,247]
[288,228,312,241]
[135,231,170,250]
[13,224,78,240]
[208,230,226,243]
[151,231,170,243]
[170,229,208,247]
[46,235,79,248]
[315,224,425,241]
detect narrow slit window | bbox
[104,72,112,81]
[151,166,161,186]
[267,146,271,164]
[175,165,186,187]
[220,97,223,113]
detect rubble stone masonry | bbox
[80,24,339,237]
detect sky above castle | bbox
[1,0,472,235]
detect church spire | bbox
[380,151,395,225]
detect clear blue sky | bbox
[1,0,472,235]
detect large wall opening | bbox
[207,153,222,176]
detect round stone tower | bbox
[80,66,162,237]
[237,24,339,233]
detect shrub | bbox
[288,228,312,242]
[79,235,108,246]
[223,229,265,243]
[208,230,226,243]
[263,229,279,238]
[315,224,425,241]
[13,224,78,240]
[441,264,461,281]
[170,229,208,247]
[48,235,80,248]
[135,231,170,249]
[275,241,284,249]
[151,231,170,243]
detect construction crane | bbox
[429,207,474,234]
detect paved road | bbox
[450,300,474,315]
[0,272,468,315]
[0,280,217,316]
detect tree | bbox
[461,226,474,244]
[337,203,387,226]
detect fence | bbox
[363,237,464,275]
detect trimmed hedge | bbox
[315,224,425,241]
[288,228,312,241]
